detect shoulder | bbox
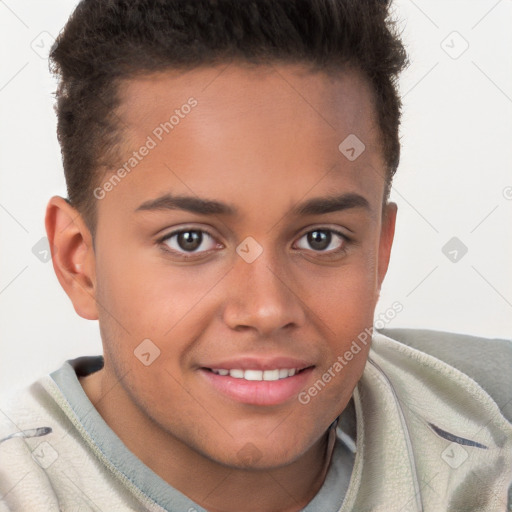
[379,327,512,423]
[0,365,151,511]
[0,381,63,511]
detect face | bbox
[88,64,395,469]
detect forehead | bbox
[119,63,379,146]
[99,64,385,223]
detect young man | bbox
[1,1,511,511]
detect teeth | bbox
[211,368,300,381]
[263,369,280,381]
[244,370,263,381]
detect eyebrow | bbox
[135,192,371,216]
[293,193,370,216]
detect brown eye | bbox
[307,230,331,251]
[177,231,202,251]
[161,229,218,255]
[295,229,347,253]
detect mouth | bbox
[199,364,314,406]
[207,367,307,381]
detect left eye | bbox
[161,229,218,254]
[295,229,347,253]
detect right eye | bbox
[159,228,222,258]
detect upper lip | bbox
[200,356,314,371]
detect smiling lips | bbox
[200,358,314,405]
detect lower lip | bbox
[200,368,314,406]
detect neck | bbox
[80,368,336,512]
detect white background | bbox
[1,0,511,394]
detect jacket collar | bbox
[340,332,512,511]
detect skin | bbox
[46,63,397,512]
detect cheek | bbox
[294,267,375,426]
[94,244,217,338]
[302,251,379,328]
[299,248,378,379]
[93,248,228,393]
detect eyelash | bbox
[157,226,351,261]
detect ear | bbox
[377,201,397,291]
[45,196,99,320]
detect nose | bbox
[222,250,306,337]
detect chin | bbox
[208,436,312,471]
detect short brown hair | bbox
[50,0,408,232]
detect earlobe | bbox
[45,196,99,320]
[377,202,397,289]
